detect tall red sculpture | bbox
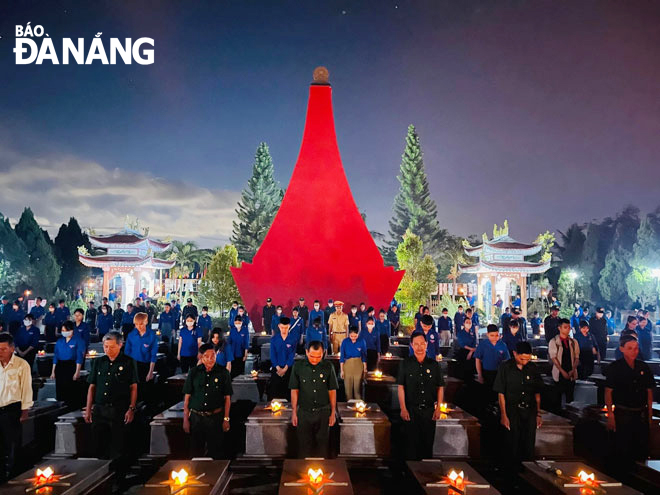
[231,67,405,330]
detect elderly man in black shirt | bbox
[183,343,232,459]
[605,334,655,472]
[493,341,543,469]
[397,331,445,460]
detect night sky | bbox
[1,0,659,247]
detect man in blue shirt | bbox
[375,309,391,354]
[170,299,181,329]
[14,314,40,369]
[323,299,335,331]
[96,305,113,337]
[502,319,524,354]
[455,316,477,380]
[229,314,250,378]
[270,306,284,336]
[469,306,480,335]
[504,308,528,339]
[500,307,511,331]
[454,305,466,334]
[197,306,213,342]
[636,316,653,361]
[228,301,239,328]
[29,297,45,323]
[6,301,26,335]
[305,316,328,350]
[269,317,297,400]
[309,300,324,330]
[158,303,176,342]
[121,304,136,340]
[289,307,305,349]
[437,308,453,346]
[387,303,401,336]
[73,308,91,348]
[530,311,542,336]
[475,324,510,388]
[124,312,158,383]
[409,314,441,361]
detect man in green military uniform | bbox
[397,331,445,460]
[84,331,138,464]
[183,343,232,459]
[493,341,543,471]
[605,334,656,474]
[290,340,338,458]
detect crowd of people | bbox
[0,291,656,485]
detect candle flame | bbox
[270,400,282,412]
[36,466,54,481]
[88,349,98,356]
[578,471,595,483]
[398,331,404,337]
[171,469,188,485]
[308,468,323,484]
[251,369,258,377]
[355,400,367,413]
[448,470,464,484]
[393,341,398,345]
[439,403,449,413]
[374,370,382,378]
[261,331,267,336]
[38,350,46,356]
[385,352,392,358]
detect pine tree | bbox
[14,207,61,296]
[231,143,284,263]
[385,125,445,265]
[54,217,91,295]
[598,247,631,310]
[0,213,31,295]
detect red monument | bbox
[231,67,404,330]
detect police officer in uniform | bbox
[294,297,309,328]
[84,331,138,466]
[605,335,655,473]
[183,343,232,459]
[397,331,445,460]
[328,301,349,355]
[182,298,198,323]
[493,341,543,471]
[289,340,338,458]
[262,297,276,334]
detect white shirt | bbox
[0,353,34,409]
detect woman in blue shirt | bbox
[50,320,85,408]
[305,316,328,350]
[209,328,232,372]
[358,317,381,371]
[14,314,40,369]
[178,315,201,373]
[636,316,653,361]
[229,314,250,378]
[197,306,213,342]
[375,310,391,355]
[574,320,599,379]
[96,304,113,337]
[340,326,367,400]
[73,308,91,348]
[289,308,305,351]
[43,303,59,342]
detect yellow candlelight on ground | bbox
[373,370,382,378]
[171,468,188,485]
[308,468,323,484]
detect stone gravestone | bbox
[337,401,390,458]
[244,400,295,458]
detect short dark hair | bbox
[627,315,638,324]
[486,324,499,333]
[366,316,375,323]
[421,314,434,326]
[367,306,374,313]
[165,303,171,308]
[410,331,426,343]
[199,343,214,355]
[202,306,208,311]
[279,316,291,325]
[0,333,15,346]
[234,315,242,322]
[307,340,324,351]
[313,316,322,325]
[349,325,359,334]
[62,320,75,331]
[508,319,520,328]
[442,307,448,312]
[515,341,532,354]
[59,299,66,304]
[558,318,571,326]
[579,320,590,328]
[74,308,84,315]
[619,335,638,347]
[457,305,463,309]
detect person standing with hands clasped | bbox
[548,318,579,405]
[182,343,232,459]
[289,340,338,458]
[493,341,543,470]
[397,331,445,460]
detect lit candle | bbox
[88,349,98,356]
[308,468,323,484]
[437,353,443,361]
[261,330,267,336]
[36,466,54,483]
[398,331,404,337]
[251,369,258,377]
[373,370,382,378]
[38,350,46,356]
[577,471,595,484]
[447,469,465,488]
[355,400,367,413]
[439,402,449,413]
[384,352,392,358]
[534,335,540,340]
[270,400,282,412]
[393,341,398,345]
[171,468,188,485]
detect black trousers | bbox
[55,360,77,408]
[135,361,154,408]
[92,403,131,462]
[0,402,21,481]
[231,357,245,378]
[179,356,197,374]
[19,348,36,370]
[403,406,436,460]
[578,354,594,379]
[614,408,649,467]
[366,349,379,371]
[268,368,292,401]
[595,337,607,363]
[504,406,537,465]
[189,412,224,459]
[121,324,133,341]
[297,407,331,458]
[380,334,390,354]
[45,325,57,342]
[556,377,575,404]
